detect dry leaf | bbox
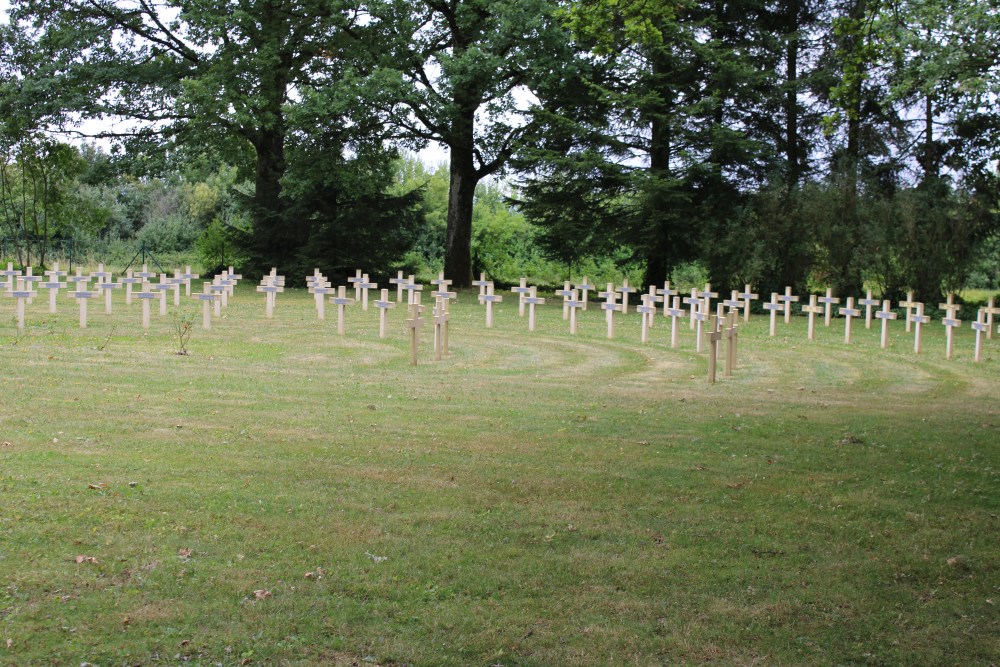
[253,589,271,600]
[6,638,12,649]
[178,548,193,559]
[0,441,12,448]
[87,483,108,490]
[74,555,98,564]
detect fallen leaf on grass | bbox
[87,483,108,490]
[253,589,271,600]
[6,638,12,649]
[74,555,98,564]
[1,441,12,448]
[304,567,324,579]
[178,548,193,559]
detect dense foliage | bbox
[1,0,997,298]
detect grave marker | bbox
[665,296,685,348]
[120,270,142,305]
[406,294,424,365]
[347,269,364,300]
[707,315,723,384]
[693,298,712,352]
[858,290,879,330]
[660,281,678,319]
[208,281,227,316]
[39,263,66,314]
[839,297,861,344]
[554,281,574,319]
[7,278,35,329]
[575,277,593,310]
[939,301,961,360]
[983,296,999,340]
[256,278,284,319]
[763,292,782,336]
[1,263,20,291]
[356,274,378,311]
[722,290,742,314]
[778,286,799,324]
[194,283,218,329]
[818,287,840,326]
[644,285,664,328]
[153,274,176,316]
[178,266,200,296]
[875,300,897,349]
[328,285,355,335]
[389,271,409,302]
[801,294,825,341]
[135,284,158,330]
[910,302,931,354]
[309,281,335,320]
[683,288,701,330]
[402,276,423,305]
[566,289,585,335]
[599,283,623,339]
[524,287,545,332]
[432,297,451,360]
[478,283,502,328]
[95,277,121,314]
[511,277,532,317]
[617,279,638,312]
[472,272,491,298]
[724,310,738,377]
[70,282,98,328]
[971,310,988,362]
[374,289,396,339]
[737,284,758,321]
[898,291,917,332]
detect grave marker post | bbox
[763,292,782,336]
[665,296,685,348]
[511,277,532,317]
[971,310,988,362]
[523,287,546,332]
[778,286,799,324]
[910,302,931,354]
[407,294,424,365]
[356,274,378,311]
[875,300,897,349]
[644,285,664,328]
[707,315,722,384]
[737,284,758,321]
[818,287,840,326]
[982,296,1000,340]
[8,278,35,329]
[938,301,962,360]
[724,310,738,376]
[389,271,408,302]
[575,277,593,310]
[96,277,121,314]
[801,294,824,340]
[479,283,502,328]
[472,272,492,299]
[858,290,879,330]
[566,290,584,335]
[683,288,700,330]
[70,281,98,328]
[40,263,66,314]
[617,279,638,313]
[636,294,656,344]
[374,289,396,339]
[898,291,917,332]
[554,281,574,320]
[599,283,623,339]
[195,283,218,329]
[839,297,861,344]
[330,286,355,335]
[120,270,142,305]
[402,276,423,306]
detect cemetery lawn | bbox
[1,285,998,666]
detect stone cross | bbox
[194,283,218,329]
[697,283,718,318]
[330,285,355,335]
[347,269,364,300]
[683,288,701,330]
[575,277,593,310]
[19,267,37,304]
[40,263,66,314]
[665,296,685,348]
[722,290,742,314]
[7,278,35,330]
[402,276,423,306]
[95,276,121,314]
[707,315,723,384]
[724,310,739,377]
[875,300,897,349]
[136,283,158,329]
[636,294,657,344]
[858,290,879,330]
[599,283,623,339]
[0,263,20,291]
[660,281,678,319]
[153,274,176,316]
[693,298,711,352]
[178,266,200,296]
[68,267,90,291]
[644,285,664,328]
[778,286,799,324]
[429,271,452,291]
[406,294,424,366]
[256,277,283,319]
[982,296,1000,340]
[374,288,396,339]
[389,270,409,302]
[355,274,378,311]
[70,281,98,328]
[801,294,825,341]
[308,277,335,320]
[910,302,931,354]
[432,296,451,360]
[617,279,638,313]
[566,289,585,335]
[89,263,111,286]
[209,280,227,316]
[511,277,532,317]
[938,300,962,360]
[472,272,491,298]
[478,282,502,328]
[737,284,758,321]
[763,292,782,336]
[523,286,545,332]
[898,290,917,333]
[971,309,989,362]
[839,297,861,344]
[818,287,840,326]
[554,281,574,320]
[167,273,186,306]
[121,270,142,305]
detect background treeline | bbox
[0,0,997,301]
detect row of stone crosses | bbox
[4,261,997,366]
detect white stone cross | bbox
[875,300,897,349]
[194,283,218,330]
[565,289,585,335]
[95,276,121,314]
[660,281,678,319]
[938,300,962,360]
[599,283,623,339]
[778,286,799,324]
[402,275,423,305]
[910,302,931,354]
[135,283,159,330]
[39,262,66,314]
[374,288,396,339]
[763,292,782,337]
[308,277,334,320]
[355,274,378,311]
[898,290,917,333]
[69,281,98,328]
[724,310,739,377]
[120,270,142,305]
[665,296,685,348]
[643,285,664,328]
[89,263,111,286]
[178,266,200,296]
[432,296,451,360]
[330,286,355,335]
[554,281,574,320]
[697,283,719,317]
[7,278,35,329]
[818,287,840,326]
[737,284,758,321]
[839,297,861,344]
[636,294,657,344]
[472,272,491,299]
[683,288,701,330]
[523,286,545,332]
[406,294,424,366]
[982,296,1000,340]
[153,274,176,316]
[617,279,638,313]
[208,281,227,316]
[478,282,502,328]
[575,276,593,310]
[971,309,989,362]
[511,277,532,317]
[0,263,20,291]
[347,269,364,300]
[858,289,880,330]
[801,294,825,341]
[256,277,283,319]
[693,298,711,352]
[707,315,723,384]
[389,270,409,302]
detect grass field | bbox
[1,283,998,666]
